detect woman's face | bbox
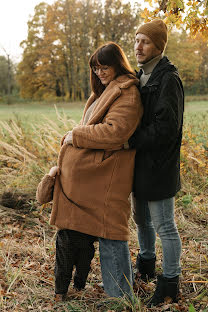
[92,65,117,86]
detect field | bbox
[0,102,84,125]
[0,100,207,312]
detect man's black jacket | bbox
[129,56,184,200]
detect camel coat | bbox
[50,74,143,241]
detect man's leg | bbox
[132,195,156,280]
[147,197,181,306]
[99,238,133,298]
[148,197,181,278]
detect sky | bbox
[0,0,140,63]
[0,0,141,63]
[0,0,55,62]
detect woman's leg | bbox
[74,236,95,290]
[99,238,133,298]
[55,230,75,294]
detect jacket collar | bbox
[137,54,163,75]
[137,56,179,87]
[82,75,139,125]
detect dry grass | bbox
[0,106,75,192]
[0,204,207,311]
[0,104,207,311]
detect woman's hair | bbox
[89,42,135,97]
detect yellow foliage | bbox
[181,127,208,178]
[140,0,208,39]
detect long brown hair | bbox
[89,42,135,97]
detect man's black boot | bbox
[147,274,179,307]
[136,254,156,282]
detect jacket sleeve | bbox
[129,73,184,151]
[72,86,143,150]
[36,175,55,204]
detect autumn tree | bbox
[165,30,208,94]
[141,0,208,39]
[18,0,139,100]
[0,56,11,96]
[17,0,207,100]
[191,33,208,94]
[166,31,200,89]
[0,54,16,100]
[17,2,49,99]
[17,0,141,100]
[103,0,141,67]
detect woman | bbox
[50,42,143,298]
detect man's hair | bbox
[89,42,135,97]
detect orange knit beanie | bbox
[136,19,168,52]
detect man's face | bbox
[134,33,161,64]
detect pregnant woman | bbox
[49,42,143,299]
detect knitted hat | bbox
[136,19,168,52]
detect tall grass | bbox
[0,102,207,195]
[0,102,207,311]
[0,103,207,223]
[0,106,76,192]
[177,109,208,225]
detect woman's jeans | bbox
[99,238,133,298]
[132,196,181,278]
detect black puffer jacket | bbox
[129,56,184,200]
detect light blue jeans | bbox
[132,196,181,278]
[99,238,133,298]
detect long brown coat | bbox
[50,75,143,241]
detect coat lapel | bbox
[82,75,138,126]
[81,93,97,125]
[87,83,121,125]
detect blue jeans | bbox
[99,238,133,298]
[132,196,181,278]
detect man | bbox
[129,19,184,307]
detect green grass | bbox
[1,99,207,126]
[185,100,208,112]
[184,102,208,147]
[0,102,84,124]
[0,98,207,311]
[0,100,207,147]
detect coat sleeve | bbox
[36,175,55,204]
[72,86,143,150]
[129,73,184,151]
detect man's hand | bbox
[63,131,73,145]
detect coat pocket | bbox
[94,150,114,164]
[94,150,104,164]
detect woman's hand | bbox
[48,166,59,177]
